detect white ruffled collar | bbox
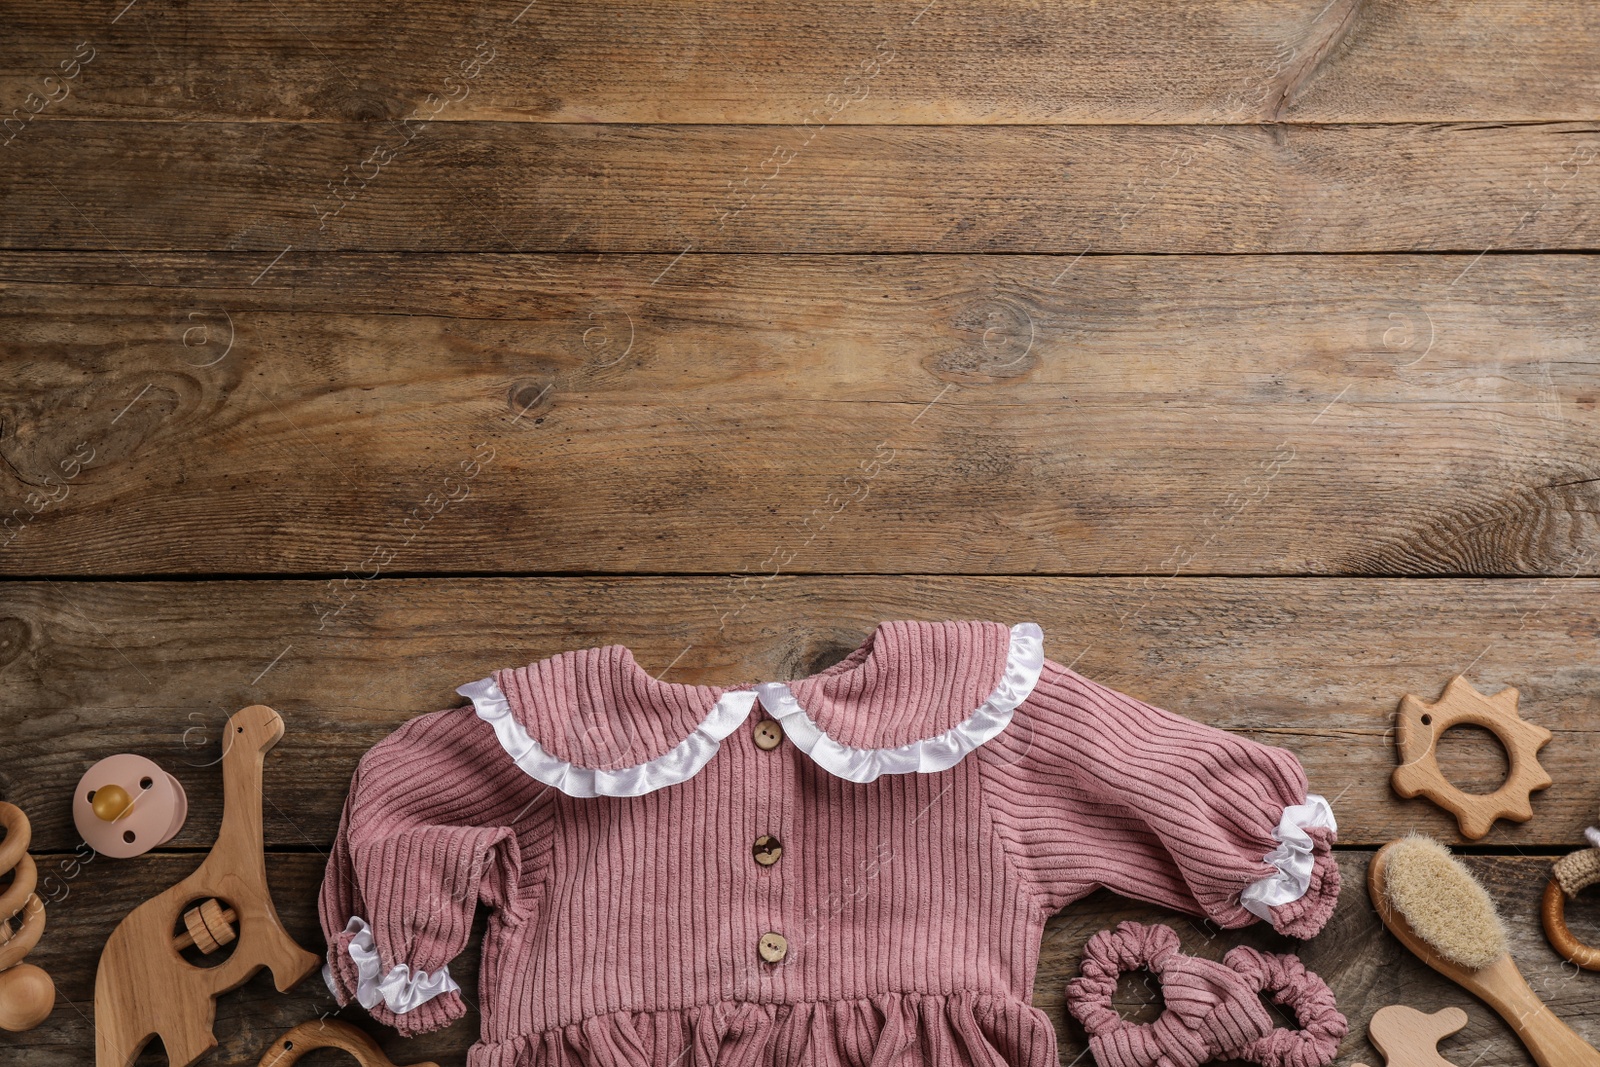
[458,621,1046,797]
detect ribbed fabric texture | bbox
[317,620,1339,1066]
[1065,922,1346,1067]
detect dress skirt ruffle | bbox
[470,991,1057,1067]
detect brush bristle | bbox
[1383,834,1508,970]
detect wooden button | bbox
[752,835,782,866]
[758,932,788,963]
[753,719,784,750]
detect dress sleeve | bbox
[978,661,1339,938]
[318,706,544,1036]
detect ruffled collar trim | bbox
[458,621,1045,797]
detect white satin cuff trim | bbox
[756,622,1046,784]
[1239,793,1337,921]
[460,676,757,798]
[326,916,459,1015]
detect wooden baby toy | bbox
[94,705,320,1067]
[0,801,55,1033]
[1391,676,1552,839]
[1543,829,1600,971]
[256,1019,441,1066]
[1354,1004,1470,1066]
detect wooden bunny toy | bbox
[1354,1005,1471,1067]
[94,705,319,1067]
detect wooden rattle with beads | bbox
[0,801,56,1033]
[173,898,237,956]
[1543,827,1600,971]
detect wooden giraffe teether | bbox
[1353,1004,1470,1066]
[0,801,55,1033]
[255,1019,441,1066]
[94,705,319,1067]
[1391,676,1551,839]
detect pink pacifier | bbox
[72,755,187,859]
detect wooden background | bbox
[3,1,1600,1064]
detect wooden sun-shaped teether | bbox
[1354,1004,1470,1067]
[1391,676,1552,840]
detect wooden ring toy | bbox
[255,1019,441,1066]
[0,801,56,1033]
[1542,843,1600,971]
[74,754,188,859]
[1390,676,1552,840]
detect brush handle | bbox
[1467,956,1600,1067]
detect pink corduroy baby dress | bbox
[318,620,1340,1067]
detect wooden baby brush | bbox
[1369,835,1600,1067]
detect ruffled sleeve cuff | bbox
[361,983,467,1038]
[323,916,468,1037]
[1238,794,1341,939]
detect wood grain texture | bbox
[3,2,1599,1064]
[9,852,1597,1067]
[3,1,1598,124]
[2,253,1597,577]
[6,123,1600,253]
[1,576,1598,853]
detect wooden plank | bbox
[3,2,1598,124]
[2,252,1597,577]
[2,576,1597,853]
[9,852,1593,1066]
[5,122,1600,253]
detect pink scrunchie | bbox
[1065,922,1346,1067]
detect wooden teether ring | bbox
[255,1019,441,1066]
[1542,847,1600,971]
[1391,676,1552,840]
